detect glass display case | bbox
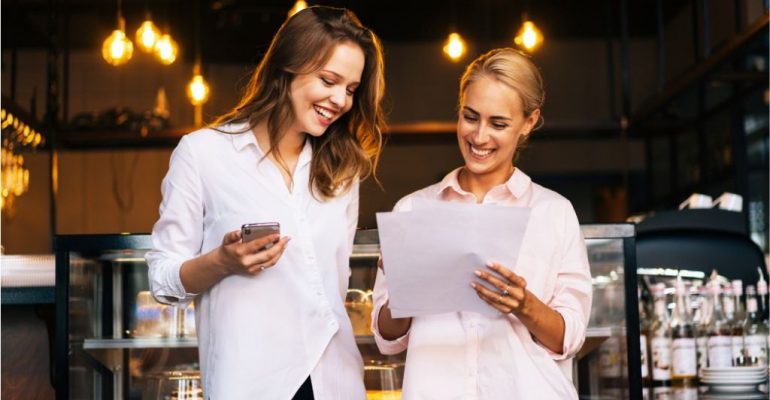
[55,224,640,400]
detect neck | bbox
[458,164,514,203]
[253,121,306,161]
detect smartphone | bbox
[241,222,280,249]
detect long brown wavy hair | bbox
[213,6,386,199]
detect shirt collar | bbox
[437,167,532,199]
[228,123,313,169]
[224,122,257,152]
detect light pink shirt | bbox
[371,168,592,400]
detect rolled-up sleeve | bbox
[543,202,592,360]
[371,267,410,354]
[370,197,413,355]
[145,136,203,305]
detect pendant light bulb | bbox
[102,17,133,66]
[154,34,179,65]
[288,0,308,18]
[136,19,160,53]
[514,20,543,53]
[442,32,467,62]
[187,72,211,106]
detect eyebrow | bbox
[320,69,360,86]
[462,106,512,122]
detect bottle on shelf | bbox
[705,280,733,368]
[650,282,672,389]
[757,267,769,322]
[743,284,769,367]
[730,279,746,365]
[756,268,769,359]
[670,278,697,386]
[693,284,710,384]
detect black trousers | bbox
[291,376,314,400]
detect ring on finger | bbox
[501,287,510,297]
[259,266,266,271]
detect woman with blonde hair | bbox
[372,48,591,399]
[146,6,386,399]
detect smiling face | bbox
[288,41,365,138]
[457,75,540,186]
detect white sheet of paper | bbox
[376,199,531,318]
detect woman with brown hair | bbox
[146,6,386,399]
[372,48,592,399]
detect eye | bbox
[492,123,508,130]
[321,77,334,86]
[462,113,478,122]
[346,87,356,96]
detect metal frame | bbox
[54,234,152,400]
[582,224,641,400]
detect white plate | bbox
[701,374,768,380]
[708,384,759,393]
[702,378,766,385]
[701,393,767,400]
[702,367,766,374]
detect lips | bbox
[467,142,495,159]
[313,105,336,122]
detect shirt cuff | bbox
[151,257,198,305]
[371,294,410,355]
[540,308,585,361]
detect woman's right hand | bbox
[216,230,291,275]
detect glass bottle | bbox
[670,279,697,386]
[730,279,746,365]
[650,282,672,388]
[693,284,710,384]
[743,284,769,367]
[706,281,733,368]
[757,270,769,357]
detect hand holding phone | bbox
[241,222,280,250]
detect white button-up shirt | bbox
[372,168,592,400]
[146,124,365,399]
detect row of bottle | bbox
[639,270,770,387]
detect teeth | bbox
[470,146,493,157]
[314,106,333,120]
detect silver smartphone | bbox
[241,222,280,249]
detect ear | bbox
[520,109,541,137]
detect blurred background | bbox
[1,0,768,254]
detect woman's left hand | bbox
[471,262,528,315]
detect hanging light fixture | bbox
[1,105,45,217]
[514,18,544,53]
[135,16,161,53]
[443,32,467,62]
[187,65,210,107]
[102,0,133,66]
[288,0,308,18]
[154,33,179,65]
[187,0,210,127]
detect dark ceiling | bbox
[3,0,690,64]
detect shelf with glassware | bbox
[349,225,642,399]
[54,233,408,400]
[55,225,641,399]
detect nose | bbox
[329,86,347,109]
[473,123,491,143]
